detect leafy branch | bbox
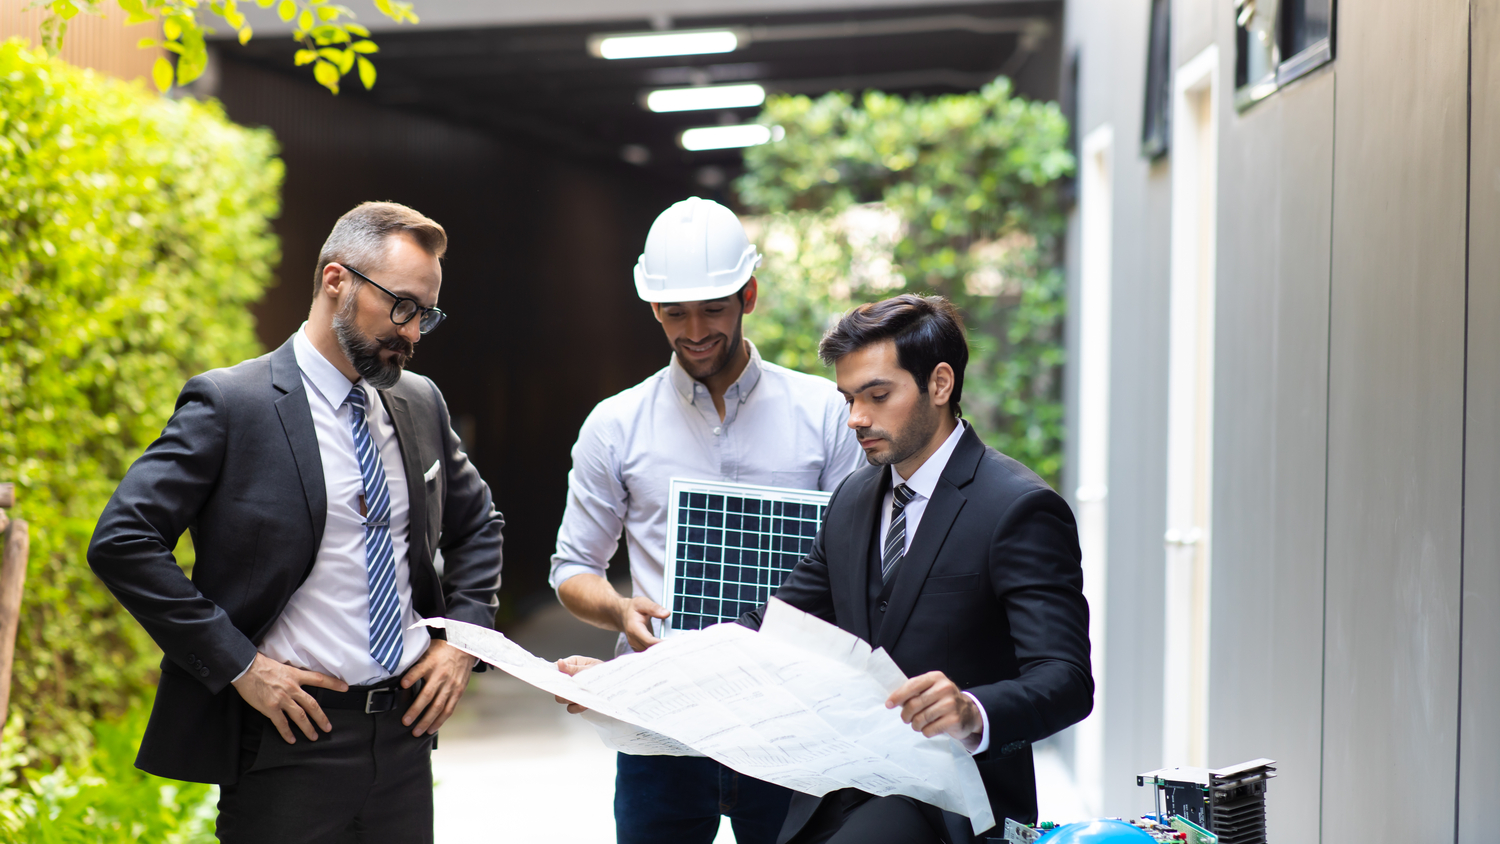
[35,0,418,94]
[739,80,1075,485]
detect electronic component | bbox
[1002,818,1046,843]
[1137,759,1275,844]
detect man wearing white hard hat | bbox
[547,197,864,844]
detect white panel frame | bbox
[1162,43,1219,770]
[1073,122,1114,816]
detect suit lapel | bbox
[837,467,886,644]
[380,390,429,574]
[876,425,986,650]
[270,339,327,568]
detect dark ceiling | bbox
[212,1,1063,189]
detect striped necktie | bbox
[344,386,404,674]
[881,483,916,584]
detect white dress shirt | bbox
[549,341,865,655]
[880,420,991,754]
[246,325,430,685]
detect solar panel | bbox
[661,478,832,637]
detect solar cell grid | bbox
[662,479,831,635]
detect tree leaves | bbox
[36,0,415,94]
[150,55,172,91]
[312,58,339,92]
[738,79,1075,484]
[0,41,282,769]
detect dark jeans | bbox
[216,705,435,843]
[615,753,792,844]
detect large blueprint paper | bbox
[423,599,994,834]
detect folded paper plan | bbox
[421,598,994,834]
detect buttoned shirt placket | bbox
[671,355,762,484]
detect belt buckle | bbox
[365,688,395,714]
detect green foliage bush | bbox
[0,701,217,842]
[739,79,1073,483]
[0,39,282,766]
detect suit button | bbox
[199,667,210,678]
[879,601,888,612]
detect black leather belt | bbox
[306,676,422,714]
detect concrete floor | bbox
[431,603,1087,843]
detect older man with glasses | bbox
[88,201,504,843]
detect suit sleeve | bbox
[428,379,504,630]
[965,488,1093,751]
[87,375,259,694]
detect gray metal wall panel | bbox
[1171,0,1216,68]
[1066,0,1176,815]
[1323,0,1469,838]
[1208,67,1334,841]
[1099,162,1173,817]
[1459,2,1500,838]
[1087,163,1173,818]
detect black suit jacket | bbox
[88,336,504,784]
[741,424,1092,843]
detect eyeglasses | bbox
[341,264,448,334]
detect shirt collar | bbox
[293,323,365,410]
[890,419,969,501]
[668,338,765,404]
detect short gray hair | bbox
[313,201,447,298]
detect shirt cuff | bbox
[551,560,607,591]
[231,654,255,685]
[961,691,990,755]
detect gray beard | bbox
[333,299,407,390]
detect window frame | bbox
[1234,0,1337,111]
[1141,0,1172,159]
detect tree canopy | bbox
[740,79,1074,484]
[35,0,418,93]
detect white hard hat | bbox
[634,197,762,303]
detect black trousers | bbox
[787,790,945,844]
[216,702,435,843]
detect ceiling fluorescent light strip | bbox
[646,84,767,113]
[680,124,784,151]
[591,29,739,60]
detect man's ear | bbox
[321,262,348,301]
[928,362,955,409]
[650,302,664,324]
[740,277,759,315]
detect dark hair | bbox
[819,294,968,417]
[313,201,447,298]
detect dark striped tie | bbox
[345,386,404,674]
[881,483,915,584]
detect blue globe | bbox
[1039,819,1157,843]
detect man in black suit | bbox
[89,202,504,843]
[740,294,1093,844]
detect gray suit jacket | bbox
[88,336,504,784]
